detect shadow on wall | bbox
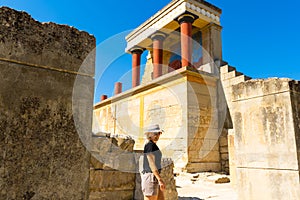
[179,197,204,200]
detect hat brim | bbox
[147,129,163,133]
[144,130,163,137]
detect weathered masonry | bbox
[94,0,300,199]
[0,7,95,199]
[221,74,300,200]
[94,0,227,173]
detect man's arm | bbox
[146,153,166,190]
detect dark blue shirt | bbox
[143,140,162,172]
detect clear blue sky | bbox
[2,0,299,103]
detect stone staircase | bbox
[220,65,252,86]
[220,63,252,115]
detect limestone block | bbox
[188,150,220,162]
[188,126,209,139]
[231,79,298,170]
[228,133,237,187]
[236,168,300,200]
[232,78,291,101]
[233,98,298,170]
[91,137,114,152]
[220,65,234,74]
[90,155,106,170]
[220,146,228,153]
[188,138,204,151]
[143,85,186,109]
[188,108,213,126]
[219,136,228,147]
[229,78,300,196]
[188,137,219,153]
[221,71,238,80]
[220,153,229,160]
[185,162,221,173]
[188,81,217,98]
[290,81,300,163]
[91,137,136,172]
[89,190,134,200]
[188,94,213,108]
[203,138,220,151]
[90,170,136,191]
[225,161,229,168]
[117,138,135,151]
[229,75,247,85]
[222,80,232,92]
[91,152,136,172]
[111,153,136,172]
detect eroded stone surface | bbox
[90,136,136,199]
[0,6,95,75]
[0,7,95,200]
[231,79,300,200]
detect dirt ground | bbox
[175,172,238,200]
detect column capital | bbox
[177,13,197,24]
[150,31,167,41]
[130,46,144,54]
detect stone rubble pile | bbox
[89,135,136,200]
[90,133,178,200]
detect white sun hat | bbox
[145,124,164,133]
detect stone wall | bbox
[290,80,300,170]
[231,79,300,200]
[90,136,178,200]
[185,74,221,173]
[95,69,189,170]
[94,67,222,173]
[90,136,136,200]
[0,7,95,199]
[219,128,229,174]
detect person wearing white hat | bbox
[141,124,165,200]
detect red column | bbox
[101,95,107,101]
[178,14,195,67]
[131,48,143,88]
[151,33,166,79]
[114,82,122,95]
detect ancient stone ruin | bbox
[0,6,178,200]
[0,7,95,199]
[1,0,300,199]
[90,135,177,199]
[94,0,300,199]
